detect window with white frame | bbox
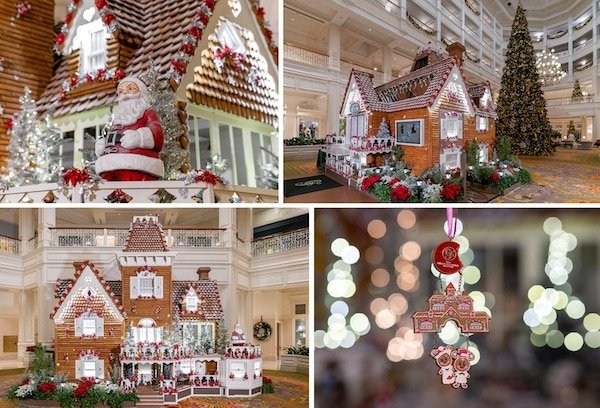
[216,20,246,53]
[187,291,199,312]
[61,130,75,170]
[76,16,107,74]
[187,115,211,169]
[75,311,104,337]
[130,269,163,299]
[137,318,161,343]
[75,357,104,379]
[346,115,367,138]
[476,116,488,132]
[139,276,154,297]
[83,361,96,377]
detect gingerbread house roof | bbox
[186,19,278,126]
[342,56,487,115]
[466,81,497,119]
[123,216,169,252]
[50,261,125,320]
[38,0,277,119]
[172,280,224,322]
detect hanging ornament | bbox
[229,192,243,203]
[412,208,490,389]
[43,191,57,203]
[16,1,32,18]
[191,189,206,203]
[104,188,133,203]
[148,188,176,204]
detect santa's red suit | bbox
[95,77,164,181]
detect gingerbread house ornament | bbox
[412,283,490,334]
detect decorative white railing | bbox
[546,95,599,105]
[284,44,328,69]
[0,236,20,255]
[251,228,309,256]
[50,228,225,248]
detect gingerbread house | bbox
[0,0,277,188]
[330,42,497,180]
[412,283,490,334]
[52,215,263,399]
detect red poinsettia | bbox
[263,376,273,384]
[114,68,126,80]
[204,0,216,10]
[95,0,107,9]
[74,380,94,398]
[441,184,462,201]
[193,170,221,185]
[21,378,30,386]
[391,185,411,202]
[361,175,381,191]
[38,381,57,394]
[96,68,106,81]
[4,118,13,131]
[387,177,401,187]
[256,7,265,20]
[65,12,74,24]
[62,167,92,187]
[489,172,500,183]
[69,74,79,86]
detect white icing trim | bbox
[96,153,164,178]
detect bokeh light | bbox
[397,210,416,229]
[367,219,387,239]
[331,238,349,256]
[371,268,390,288]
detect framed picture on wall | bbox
[298,118,319,139]
[395,119,424,146]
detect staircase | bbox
[136,388,165,408]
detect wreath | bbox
[253,321,272,341]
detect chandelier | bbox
[536,48,566,86]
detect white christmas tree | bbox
[141,65,189,180]
[2,88,62,187]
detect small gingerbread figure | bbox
[430,345,455,385]
[452,348,474,389]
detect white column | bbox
[18,209,35,254]
[219,208,238,331]
[17,290,35,364]
[219,208,237,249]
[327,24,342,135]
[382,47,393,83]
[39,208,56,248]
[568,17,573,77]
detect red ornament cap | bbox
[432,241,462,275]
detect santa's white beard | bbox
[113,93,150,126]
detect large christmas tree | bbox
[571,79,583,102]
[496,3,554,156]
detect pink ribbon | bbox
[446,208,457,239]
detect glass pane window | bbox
[233,127,247,185]
[295,319,306,346]
[139,277,153,297]
[83,361,96,377]
[82,319,96,336]
[197,117,211,168]
[61,131,75,169]
[187,293,198,311]
[218,124,233,181]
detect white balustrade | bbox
[51,229,224,248]
[251,228,309,256]
[0,236,20,255]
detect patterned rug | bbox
[284,175,342,197]
[494,149,600,203]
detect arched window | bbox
[137,318,161,343]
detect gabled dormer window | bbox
[217,19,246,53]
[187,292,198,312]
[69,0,107,74]
[130,267,164,299]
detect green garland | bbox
[253,321,272,341]
[464,0,480,16]
[547,30,567,40]
[574,15,592,31]
[406,13,437,36]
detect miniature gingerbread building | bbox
[412,283,490,333]
[332,42,497,179]
[52,215,262,399]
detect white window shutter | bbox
[96,317,104,337]
[96,360,105,379]
[154,276,164,299]
[130,276,139,299]
[75,360,84,379]
[75,316,83,337]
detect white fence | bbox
[251,228,309,256]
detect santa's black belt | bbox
[106,129,123,146]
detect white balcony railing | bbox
[284,44,328,69]
[546,95,599,106]
[251,228,309,256]
[0,236,20,255]
[50,228,225,248]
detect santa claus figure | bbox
[95,76,164,181]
